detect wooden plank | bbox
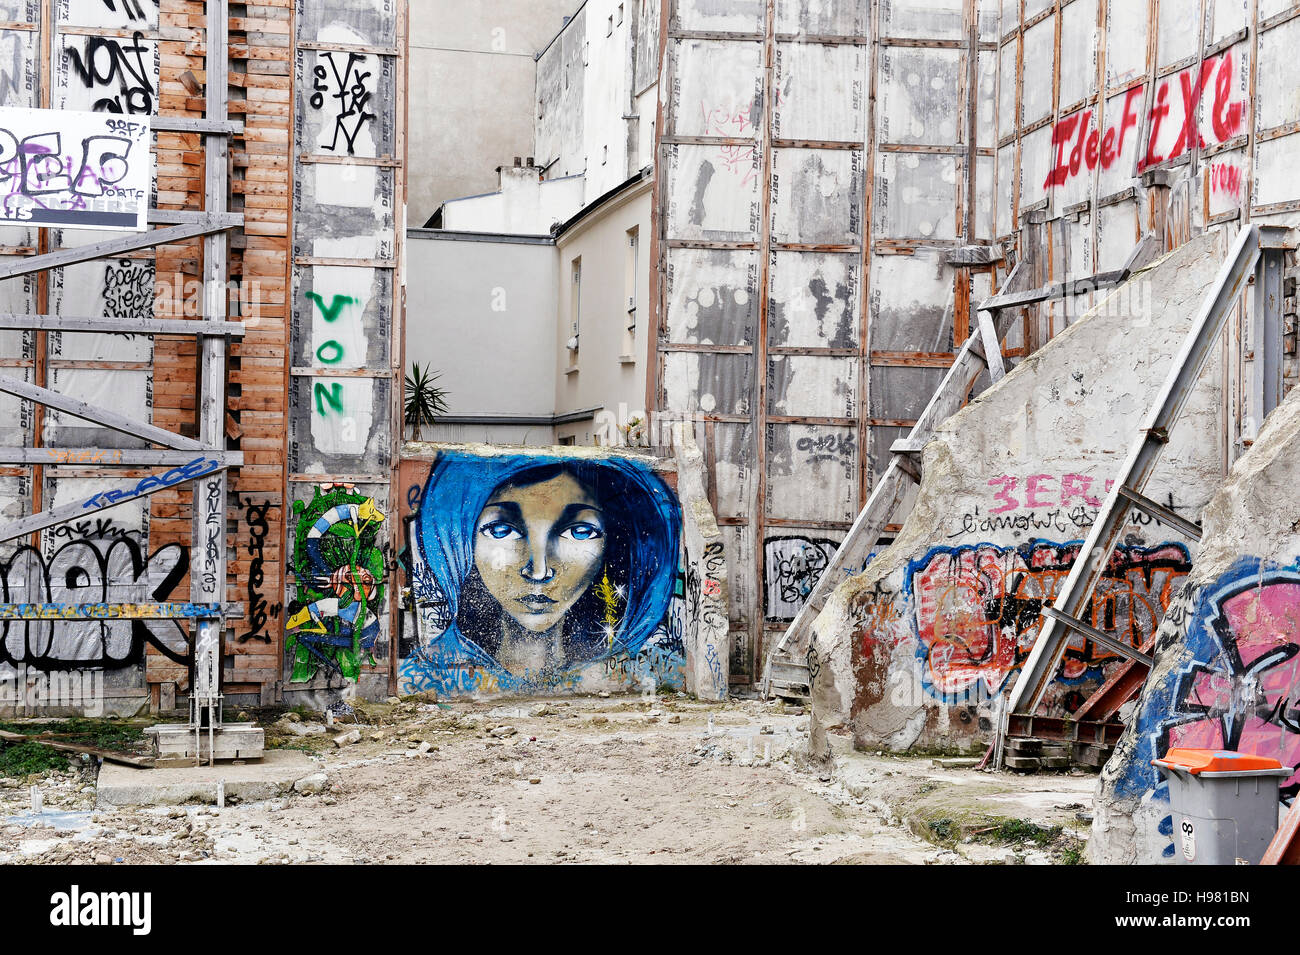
[0,373,204,451]
[0,315,244,337]
[0,218,241,280]
[0,449,242,467]
[0,730,154,769]
[151,116,244,134]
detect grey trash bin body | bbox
[1153,748,1291,865]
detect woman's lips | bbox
[517,594,558,613]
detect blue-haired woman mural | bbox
[400,452,685,696]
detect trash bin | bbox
[1152,748,1292,865]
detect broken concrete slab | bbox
[808,231,1230,753]
[146,723,265,762]
[932,757,982,770]
[1092,383,1300,863]
[96,751,321,808]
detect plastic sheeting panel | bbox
[765,423,858,523]
[775,0,868,36]
[674,0,765,34]
[878,46,961,145]
[767,355,858,419]
[664,248,760,346]
[775,41,867,142]
[875,152,958,239]
[664,142,762,242]
[670,38,763,138]
[771,147,863,245]
[881,0,966,40]
[769,251,859,348]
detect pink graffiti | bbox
[1167,578,1300,787]
[1210,161,1242,197]
[988,473,1110,514]
[701,103,759,188]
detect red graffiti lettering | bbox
[1211,50,1244,141]
[1044,54,1245,190]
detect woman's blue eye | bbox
[566,523,603,541]
[480,521,519,540]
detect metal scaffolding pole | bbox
[189,0,233,766]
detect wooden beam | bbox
[147,208,246,226]
[0,217,242,281]
[192,0,233,716]
[976,308,1007,382]
[0,729,155,769]
[0,373,204,451]
[979,269,1128,311]
[0,448,243,467]
[0,455,227,545]
[0,315,245,337]
[150,116,244,135]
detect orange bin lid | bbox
[1153,748,1285,774]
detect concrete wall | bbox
[440,168,586,234]
[554,179,653,446]
[409,0,578,222]
[395,442,725,699]
[405,231,559,444]
[675,429,731,701]
[534,3,586,183]
[534,0,657,202]
[808,232,1230,749]
[1092,384,1300,863]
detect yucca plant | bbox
[404,362,449,441]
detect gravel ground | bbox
[0,695,1081,865]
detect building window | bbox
[559,435,576,446]
[626,228,639,327]
[568,258,582,353]
[607,14,613,35]
[617,4,624,26]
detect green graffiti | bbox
[314,381,344,416]
[287,486,387,684]
[316,340,344,364]
[305,291,357,323]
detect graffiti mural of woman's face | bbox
[472,472,607,634]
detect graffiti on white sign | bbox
[0,106,149,231]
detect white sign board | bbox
[0,106,150,231]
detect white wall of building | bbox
[439,169,585,235]
[405,231,559,444]
[408,0,578,222]
[553,178,654,446]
